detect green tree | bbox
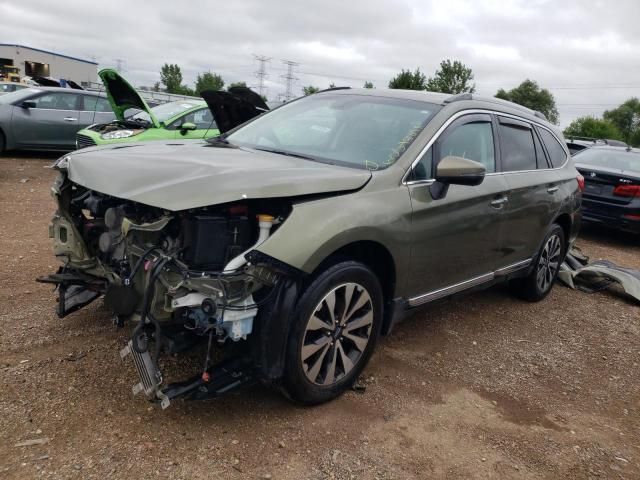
[388,68,426,90]
[496,80,559,124]
[160,63,190,94]
[228,81,247,89]
[563,116,623,141]
[303,85,320,96]
[363,81,374,89]
[603,98,640,144]
[194,71,224,95]
[425,59,475,94]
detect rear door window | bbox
[82,96,113,112]
[538,128,568,168]
[498,117,537,171]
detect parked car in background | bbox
[574,145,640,233]
[0,81,28,96]
[75,68,269,149]
[0,87,115,152]
[41,89,581,408]
[566,136,628,155]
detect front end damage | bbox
[39,164,300,408]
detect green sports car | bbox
[76,69,267,149]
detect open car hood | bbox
[63,141,371,211]
[98,68,160,127]
[200,86,269,134]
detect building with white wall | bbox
[0,44,98,85]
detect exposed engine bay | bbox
[83,119,148,136]
[39,168,296,408]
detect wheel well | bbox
[313,241,396,304]
[553,213,571,249]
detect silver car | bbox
[0,87,115,152]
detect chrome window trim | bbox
[406,258,531,307]
[401,109,569,185]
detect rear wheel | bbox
[0,130,5,154]
[282,261,383,404]
[511,224,566,302]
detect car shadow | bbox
[3,150,65,160]
[578,223,639,249]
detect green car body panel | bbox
[43,88,582,407]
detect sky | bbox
[2,0,639,127]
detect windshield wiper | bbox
[206,134,237,148]
[253,147,316,161]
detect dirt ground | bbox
[1,154,639,480]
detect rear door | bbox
[498,116,564,266]
[406,113,510,299]
[78,95,116,129]
[12,91,82,149]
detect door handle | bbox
[63,117,77,122]
[547,186,559,194]
[490,197,508,208]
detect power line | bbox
[281,60,299,101]
[114,58,125,73]
[253,54,271,98]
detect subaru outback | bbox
[40,88,582,408]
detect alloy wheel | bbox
[301,282,374,386]
[536,234,562,292]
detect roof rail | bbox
[534,111,547,120]
[443,92,473,103]
[317,86,351,93]
[567,136,628,147]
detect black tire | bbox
[0,130,5,154]
[282,261,383,404]
[511,223,566,302]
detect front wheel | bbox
[511,224,566,302]
[282,261,383,404]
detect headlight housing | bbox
[101,129,141,140]
[51,155,71,170]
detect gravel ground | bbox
[1,154,639,480]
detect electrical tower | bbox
[253,54,271,98]
[114,59,124,73]
[281,60,299,101]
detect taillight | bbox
[613,184,640,198]
[576,174,585,192]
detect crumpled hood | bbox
[64,141,371,211]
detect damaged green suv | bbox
[41,88,582,408]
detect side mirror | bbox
[179,122,197,134]
[21,101,36,109]
[430,156,486,200]
[435,155,486,186]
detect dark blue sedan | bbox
[574,146,640,234]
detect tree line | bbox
[155,63,248,96]
[155,61,640,147]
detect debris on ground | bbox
[560,246,640,302]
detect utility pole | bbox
[281,60,299,101]
[253,54,271,98]
[114,59,124,73]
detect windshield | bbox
[226,93,441,170]
[0,88,42,104]
[130,100,202,124]
[575,148,640,173]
